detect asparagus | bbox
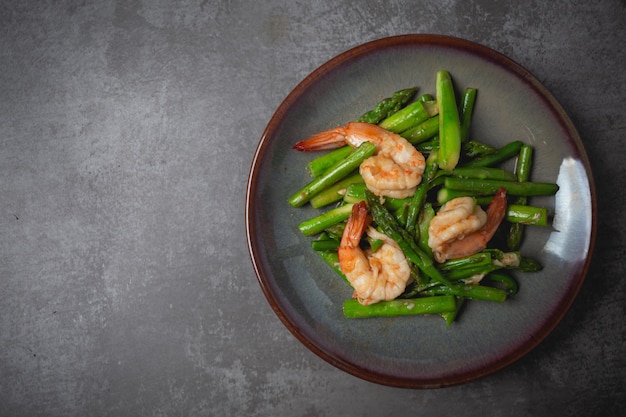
[508,144,534,250]
[441,297,465,326]
[306,146,353,178]
[288,142,376,207]
[459,87,477,142]
[462,140,523,168]
[435,166,517,181]
[436,70,462,171]
[378,100,439,133]
[417,203,435,256]
[485,272,518,296]
[416,137,439,154]
[418,283,507,302]
[436,188,495,205]
[309,172,363,209]
[311,239,340,251]
[418,93,435,102]
[401,116,439,144]
[298,203,354,236]
[506,204,549,226]
[356,87,418,124]
[443,177,559,196]
[463,139,497,158]
[405,153,438,234]
[439,252,493,271]
[342,183,411,212]
[343,295,457,319]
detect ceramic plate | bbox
[246,35,596,388]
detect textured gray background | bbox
[1,0,624,416]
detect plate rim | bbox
[245,34,597,388]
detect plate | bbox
[245,35,596,388]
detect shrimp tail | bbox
[340,201,370,248]
[482,187,508,240]
[292,126,348,151]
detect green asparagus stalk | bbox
[462,140,523,168]
[306,146,353,178]
[342,183,411,212]
[508,144,534,250]
[418,283,507,302]
[485,272,518,296]
[435,166,517,181]
[288,142,376,207]
[485,249,543,272]
[436,188,495,205]
[401,116,439,144]
[298,203,354,236]
[378,100,439,133]
[356,87,418,124]
[443,263,502,282]
[441,297,465,326]
[405,153,438,234]
[417,203,436,256]
[443,177,559,196]
[439,252,493,271]
[309,172,364,209]
[311,239,340,251]
[459,87,477,142]
[506,204,549,226]
[463,139,497,158]
[418,93,435,102]
[343,295,457,319]
[416,137,439,154]
[436,70,462,171]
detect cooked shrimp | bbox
[338,201,412,305]
[428,188,508,263]
[293,122,425,199]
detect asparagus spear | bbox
[462,140,523,168]
[298,203,354,236]
[378,100,439,133]
[288,142,376,207]
[443,177,559,196]
[508,144,534,249]
[401,116,439,144]
[459,87,477,142]
[309,172,363,209]
[434,166,517,181]
[343,296,457,319]
[405,153,438,234]
[436,70,462,171]
[463,139,497,158]
[356,87,418,124]
[506,204,549,226]
[306,146,353,178]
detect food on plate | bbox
[288,70,559,323]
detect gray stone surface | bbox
[0,0,624,415]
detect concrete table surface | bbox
[1,1,624,416]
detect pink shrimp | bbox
[293,122,425,199]
[338,201,412,305]
[428,188,508,263]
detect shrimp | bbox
[428,188,508,263]
[293,122,425,199]
[338,201,412,305]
